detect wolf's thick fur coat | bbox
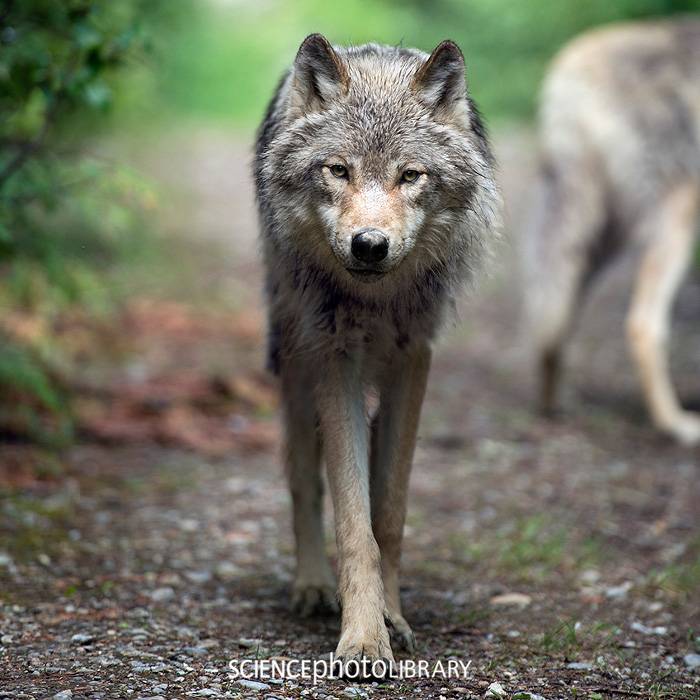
[254,35,498,665]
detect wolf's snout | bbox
[351,228,389,264]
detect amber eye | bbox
[401,169,421,183]
[329,163,348,178]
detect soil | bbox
[1,126,698,699]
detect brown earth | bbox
[0,126,698,700]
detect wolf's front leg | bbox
[370,344,431,653]
[315,354,393,669]
[281,362,338,617]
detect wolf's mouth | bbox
[347,268,386,282]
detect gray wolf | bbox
[254,34,499,668]
[523,19,700,445]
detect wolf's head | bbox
[261,34,498,290]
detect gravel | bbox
[150,586,176,602]
[1,130,699,699]
[684,654,700,670]
[238,680,271,691]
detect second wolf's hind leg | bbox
[626,182,700,445]
[523,159,610,415]
[370,345,431,653]
[282,364,338,617]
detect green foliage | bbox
[0,343,60,413]
[150,0,700,127]
[0,159,155,443]
[0,0,156,198]
[0,0,159,443]
[0,340,71,446]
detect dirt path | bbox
[1,127,699,699]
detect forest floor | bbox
[1,126,699,699]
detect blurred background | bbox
[2,1,700,697]
[3,0,699,451]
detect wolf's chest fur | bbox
[267,255,449,375]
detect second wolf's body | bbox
[255,35,498,669]
[525,18,700,444]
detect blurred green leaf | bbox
[0,343,62,414]
[0,218,11,244]
[83,80,111,109]
[5,87,47,139]
[73,23,102,51]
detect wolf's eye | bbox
[401,169,421,183]
[329,164,348,179]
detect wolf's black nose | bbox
[351,228,389,264]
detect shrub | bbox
[0,1,156,444]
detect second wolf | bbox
[255,35,498,666]
[524,19,700,444]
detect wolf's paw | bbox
[334,626,394,679]
[660,411,700,446]
[384,611,415,653]
[291,582,338,618]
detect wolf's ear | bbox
[290,34,349,116]
[413,40,468,119]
